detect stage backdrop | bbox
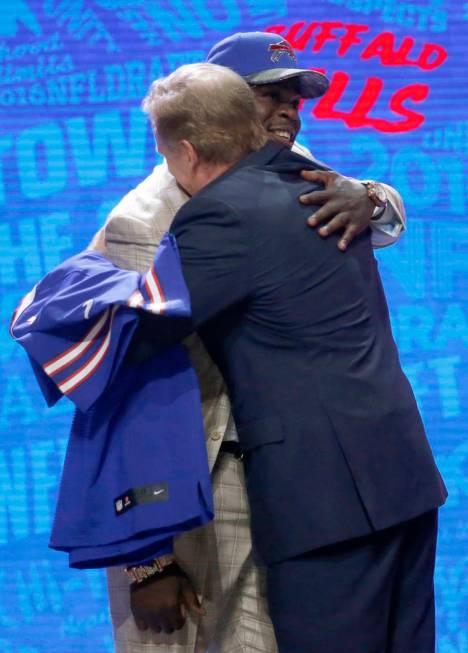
[1,1,467,651]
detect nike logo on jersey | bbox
[114,483,169,515]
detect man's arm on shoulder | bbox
[171,196,252,326]
[292,141,406,250]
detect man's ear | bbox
[180,140,199,170]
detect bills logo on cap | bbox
[268,40,298,63]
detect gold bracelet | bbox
[125,553,175,584]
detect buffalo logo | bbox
[268,40,298,63]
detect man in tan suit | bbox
[104,32,407,653]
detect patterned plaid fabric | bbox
[107,452,277,653]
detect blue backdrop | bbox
[1,1,467,651]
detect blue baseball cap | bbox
[206,31,329,99]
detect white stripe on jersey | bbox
[44,309,110,376]
[145,267,164,309]
[128,292,164,315]
[58,305,119,395]
[145,302,165,314]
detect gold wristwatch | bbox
[361,180,388,210]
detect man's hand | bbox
[299,170,375,251]
[130,568,206,634]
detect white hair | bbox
[142,63,267,164]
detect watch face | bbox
[365,181,387,208]
[374,184,387,205]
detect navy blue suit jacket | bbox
[170,141,447,566]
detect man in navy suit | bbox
[134,62,447,652]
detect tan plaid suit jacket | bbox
[102,150,406,653]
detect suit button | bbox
[210,430,222,441]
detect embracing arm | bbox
[299,170,406,250]
[291,142,405,250]
[171,196,251,326]
[97,162,186,272]
[104,213,161,273]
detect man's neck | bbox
[190,160,237,195]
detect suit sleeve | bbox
[103,164,181,273]
[171,196,252,327]
[104,210,163,274]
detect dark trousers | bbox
[266,510,438,653]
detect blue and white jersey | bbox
[11,233,191,412]
[11,234,213,568]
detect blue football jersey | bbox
[11,233,191,412]
[11,234,213,568]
